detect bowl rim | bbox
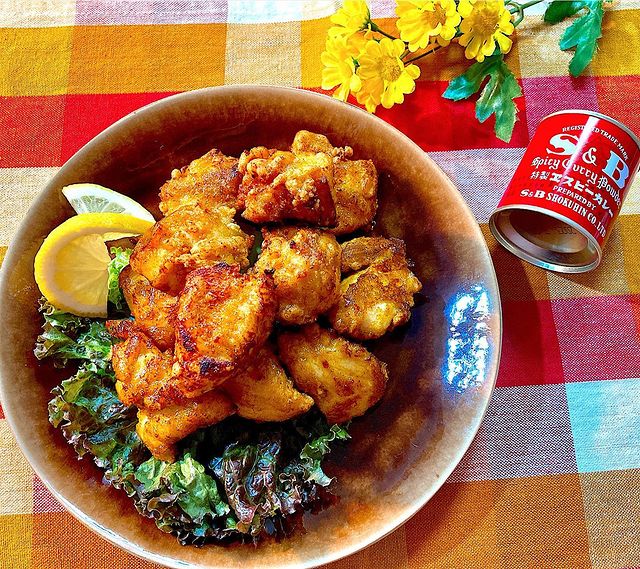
[0,84,502,569]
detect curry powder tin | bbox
[490,110,640,273]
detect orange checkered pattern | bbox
[1,1,640,568]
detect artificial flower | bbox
[396,0,461,51]
[328,0,372,38]
[458,0,514,62]
[321,35,365,101]
[356,37,421,112]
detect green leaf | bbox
[299,424,350,486]
[443,54,522,142]
[561,1,604,76]
[543,0,604,77]
[543,1,585,23]
[48,366,144,469]
[107,247,132,312]
[136,454,230,523]
[34,301,113,373]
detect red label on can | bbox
[497,111,640,248]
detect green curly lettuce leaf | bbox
[443,53,522,142]
[544,0,604,77]
[130,453,232,541]
[48,366,145,470]
[209,414,349,535]
[299,423,349,486]
[34,300,112,373]
[107,247,132,312]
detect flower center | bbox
[380,57,402,82]
[471,2,500,36]
[423,4,447,29]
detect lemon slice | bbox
[62,183,156,223]
[34,213,153,317]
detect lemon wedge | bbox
[34,213,153,317]
[62,183,156,223]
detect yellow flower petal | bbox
[496,32,512,53]
[457,0,514,62]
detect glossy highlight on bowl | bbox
[0,86,501,569]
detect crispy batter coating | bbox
[254,227,341,325]
[159,149,241,215]
[130,204,252,294]
[222,347,313,422]
[278,324,388,424]
[340,236,407,272]
[174,264,277,398]
[329,160,378,235]
[329,265,422,340]
[290,130,335,155]
[119,266,177,350]
[330,237,422,340]
[109,328,183,410]
[237,146,336,226]
[137,390,236,462]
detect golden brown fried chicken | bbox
[254,227,341,325]
[159,149,241,215]
[291,130,378,235]
[119,266,177,350]
[130,204,252,294]
[137,390,236,462]
[222,347,313,422]
[330,237,422,340]
[237,146,336,226]
[335,236,421,338]
[278,324,388,424]
[109,326,183,410]
[329,265,422,340]
[290,130,335,155]
[340,236,407,272]
[329,159,378,235]
[174,264,277,398]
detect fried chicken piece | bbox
[130,204,252,294]
[119,266,177,350]
[237,146,336,226]
[278,324,388,424]
[174,264,276,398]
[329,159,378,235]
[222,347,313,422]
[159,149,241,215]
[109,327,183,410]
[254,227,341,325]
[329,237,422,340]
[329,265,422,340]
[290,130,335,155]
[291,131,377,235]
[137,390,236,462]
[340,236,407,273]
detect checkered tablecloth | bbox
[1,1,639,568]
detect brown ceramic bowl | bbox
[0,86,501,568]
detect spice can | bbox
[489,110,640,273]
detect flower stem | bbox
[520,0,545,8]
[404,44,442,64]
[508,0,545,25]
[369,21,398,40]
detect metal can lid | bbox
[489,205,602,273]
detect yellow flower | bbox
[329,0,372,39]
[458,0,514,62]
[396,0,461,52]
[321,35,365,101]
[356,38,421,113]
